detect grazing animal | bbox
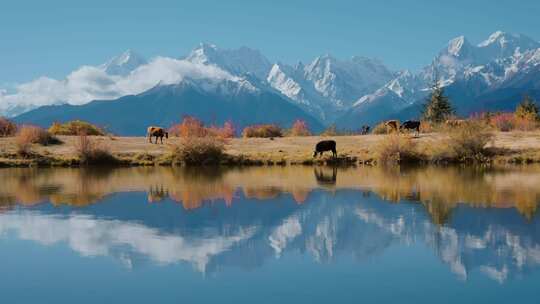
[400,120,421,135]
[147,126,168,144]
[313,140,337,158]
[385,120,400,133]
[361,125,370,135]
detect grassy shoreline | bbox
[2,132,540,167]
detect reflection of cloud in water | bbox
[0,212,257,273]
[1,166,540,282]
[1,196,540,282]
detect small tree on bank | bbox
[0,117,17,137]
[515,95,539,121]
[422,78,454,123]
[289,119,311,136]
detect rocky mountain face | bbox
[6,31,540,132]
[15,76,325,136]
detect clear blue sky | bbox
[1,0,539,83]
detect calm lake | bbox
[1,166,540,303]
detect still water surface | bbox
[1,166,540,303]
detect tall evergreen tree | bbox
[515,94,539,121]
[422,77,454,123]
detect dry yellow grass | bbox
[1,131,540,166]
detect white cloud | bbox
[0,57,237,117]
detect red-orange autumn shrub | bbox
[288,119,311,136]
[169,116,236,139]
[207,120,236,138]
[0,117,17,137]
[169,116,208,138]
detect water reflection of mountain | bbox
[0,166,539,281]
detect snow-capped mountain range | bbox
[3,31,540,130]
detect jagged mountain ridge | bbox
[6,30,540,131]
[14,76,325,136]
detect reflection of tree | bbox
[1,166,540,222]
[366,166,540,223]
[243,187,281,200]
[422,196,454,225]
[1,166,540,282]
[148,185,168,203]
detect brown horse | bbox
[147,126,168,144]
[385,120,400,133]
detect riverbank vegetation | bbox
[1,95,540,168]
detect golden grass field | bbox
[2,131,540,166]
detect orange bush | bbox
[0,117,17,137]
[169,116,208,138]
[288,119,311,136]
[514,117,538,131]
[485,112,539,132]
[16,125,59,146]
[242,124,283,138]
[15,125,60,155]
[489,113,515,132]
[169,116,236,139]
[207,120,236,138]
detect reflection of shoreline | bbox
[1,165,540,281]
[1,166,539,221]
[1,189,539,283]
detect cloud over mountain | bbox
[4,31,540,130]
[0,55,238,117]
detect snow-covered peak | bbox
[446,36,472,57]
[354,88,390,106]
[267,63,305,101]
[478,31,508,47]
[167,75,259,97]
[185,43,272,79]
[100,49,147,76]
[385,70,425,100]
[302,54,394,107]
[185,42,219,64]
[478,31,538,49]
[477,31,540,60]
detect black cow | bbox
[400,120,421,136]
[313,140,337,158]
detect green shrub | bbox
[515,95,539,121]
[49,120,105,136]
[242,124,283,138]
